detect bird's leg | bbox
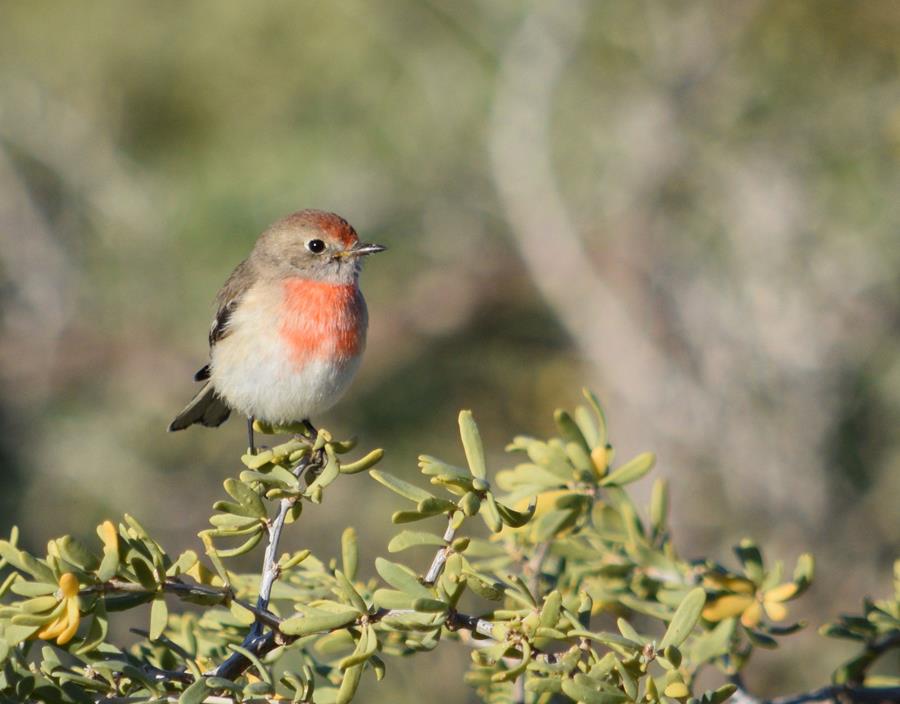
[247,416,256,455]
[297,419,325,478]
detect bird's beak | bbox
[348,241,387,257]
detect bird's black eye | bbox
[307,239,326,254]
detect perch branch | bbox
[212,447,320,679]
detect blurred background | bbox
[1,1,898,700]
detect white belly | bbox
[209,284,365,423]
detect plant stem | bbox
[212,447,319,679]
[423,513,457,585]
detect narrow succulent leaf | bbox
[280,608,359,636]
[539,591,562,628]
[480,492,503,533]
[341,528,358,581]
[339,448,384,474]
[375,558,431,599]
[616,618,646,645]
[660,587,706,649]
[213,529,264,558]
[56,536,99,572]
[369,470,433,503]
[335,662,363,704]
[149,596,168,640]
[223,479,267,519]
[416,497,457,515]
[459,491,481,517]
[388,531,445,553]
[650,478,669,535]
[573,405,601,448]
[554,409,591,453]
[373,589,416,611]
[334,569,367,613]
[582,388,609,447]
[792,553,814,594]
[412,597,449,613]
[495,500,536,528]
[458,410,487,479]
[178,679,209,704]
[734,539,765,583]
[600,452,656,487]
[391,510,429,524]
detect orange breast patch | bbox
[279,278,363,365]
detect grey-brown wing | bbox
[208,257,254,347]
[192,258,254,381]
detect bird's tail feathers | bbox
[168,382,231,431]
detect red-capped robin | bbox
[168,209,385,449]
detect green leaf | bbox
[707,684,738,704]
[369,470,433,503]
[734,539,764,583]
[391,510,430,524]
[57,536,99,571]
[339,448,384,474]
[341,528,358,581]
[690,618,736,664]
[375,558,431,599]
[223,478,267,519]
[388,530,445,553]
[616,618,646,645]
[659,587,705,650]
[306,448,340,492]
[4,623,40,646]
[554,409,591,453]
[416,497,457,515]
[19,595,59,614]
[458,410,487,479]
[650,478,669,535]
[338,623,378,669]
[600,452,655,487]
[281,608,359,637]
[412,597,448,613]
[459,491,481,517]
[334,569,367,613]
[561,677,627,704]
[130,556,159,590]
[465,574,504,601]
[0,542,55,583]
[539,591,562,628]
[213,529,263,558]
[373,589,416,610]
[178,679,209,704]
[9,581,55,597]
[793,553,814,594]
[744,627,778,648]
[573,405,601,449]
[480,492,503,533]
[335,663,363,704]
[149,596,168,640]
[582,389,609,446]
[209,513,263,529]
[495,499,535,528]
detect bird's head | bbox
[254,209,385,283]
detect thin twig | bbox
[250,451,317,636]
[87,578,281,631]
[212,446,319,679]
[424,513,458,585]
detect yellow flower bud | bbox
[590,446,608,476]
[58,573,79,599]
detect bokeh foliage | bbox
[1,394,896,703]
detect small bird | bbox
[168,209,385,449]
